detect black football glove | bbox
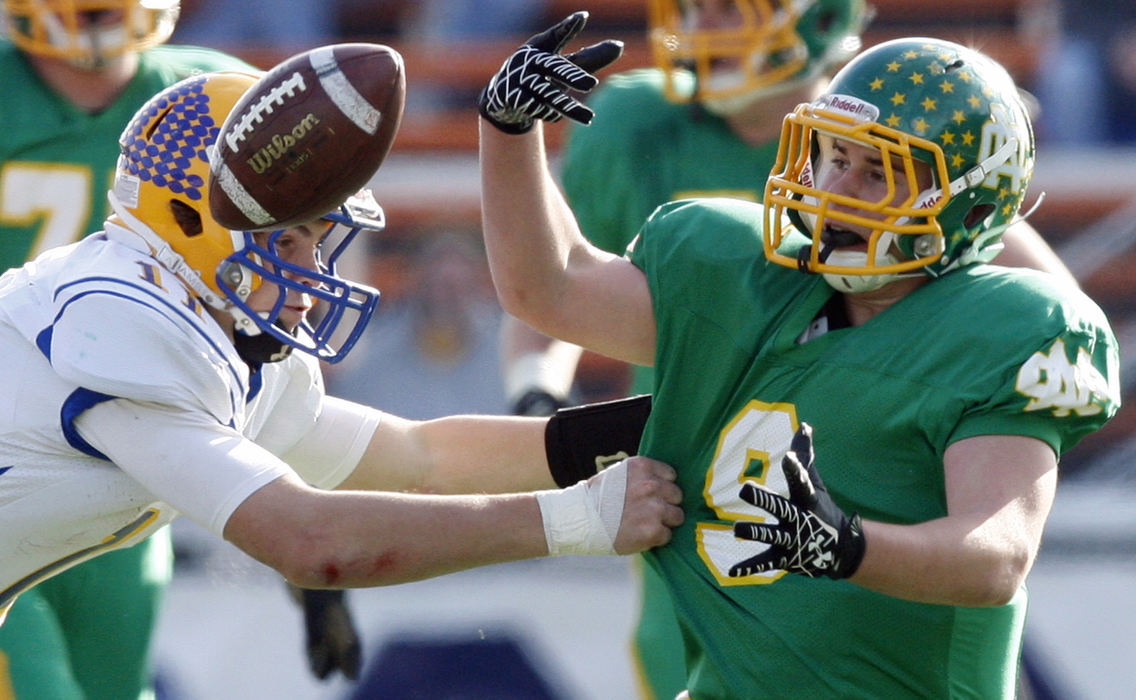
[290,585,362,681]
[478,11,624,134]
[729,422,866,580]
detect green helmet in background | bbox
[648,0,869,111]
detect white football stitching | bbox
[221,71,309,158]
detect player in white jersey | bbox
[0,71,684,629]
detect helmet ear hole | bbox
[963,203,995,230]
[169,200,204,238]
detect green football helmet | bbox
[763,37,1036,288]
[647,0,869,110]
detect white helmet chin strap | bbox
[819,247,910,293]
[798,194,909,293]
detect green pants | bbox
[0,526,172,700]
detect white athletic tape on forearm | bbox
[535,459,628,555]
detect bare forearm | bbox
[852,515,1036,606]
[342,413,553,495]
[479,120,583,317]
[413,414,553,494]
[228,483,548,588]
[227,459,682,589]
[997,221,1077,285]
[478,120,657,365]
[315,491,547,587]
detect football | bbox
[208,43,405,231]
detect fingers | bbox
[504,48,598,126]
[301,588,362,680]
[739,481,795,522]
[781,452,816,505]
[611,457,685,554]
[625,457,683,507]
[526,11,590,54]
[527,48,600,92]
[522,76,594,124]
[566,40,625,75]
[625,455,678,482]
[734,521,770,541]
[788,422,831,505]
[728,550,781,578]
[790,421,814,468]
[482,11,616,131]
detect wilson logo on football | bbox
[246,114,322,174]
[223,71,308,154]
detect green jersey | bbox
[0,42,254,271]
[631,198,1119,698]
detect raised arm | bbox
[477,12,656,367]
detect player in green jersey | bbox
[479,12,1119,698]
[500,8,859,695]
[0,1,355,695]
[498,4,1075,697]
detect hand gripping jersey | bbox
[629,198,1119,697]
[0,228,378,620]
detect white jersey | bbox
[0,226,379,617]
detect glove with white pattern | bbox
[478,11,623,134]
[729,422,866,580]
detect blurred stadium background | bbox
[148,1,1136,697]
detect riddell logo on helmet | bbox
[814,94,879,123]
[224,71,309,154]
[915,191,943,210]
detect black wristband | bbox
[544,394,652,487]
